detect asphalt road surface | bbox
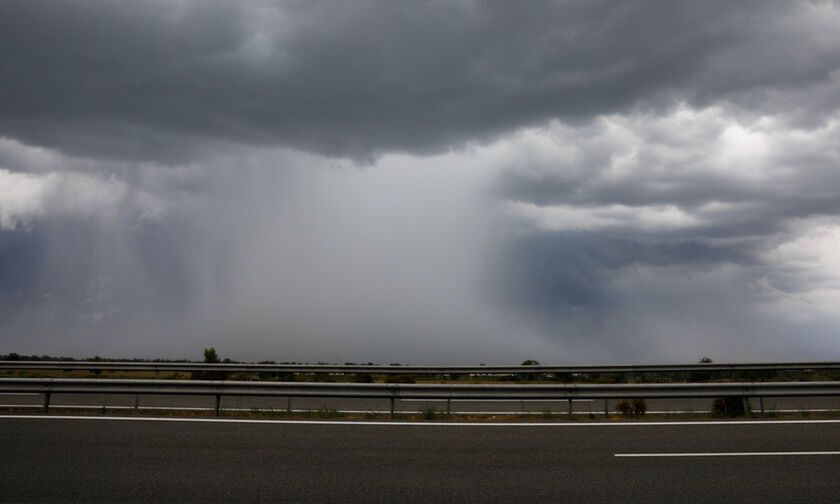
[2,415,839,503]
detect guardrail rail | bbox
[2,378,839,417]
[3,360,840,375]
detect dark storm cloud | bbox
[2,1,840,363]
[2,0,838,161]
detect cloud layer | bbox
[3,1,839,160]
[1,1,839,363]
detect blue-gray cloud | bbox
[1,1,840,363]
[2,0,839,161]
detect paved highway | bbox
[2,415,839,502]
[3,392,840,415]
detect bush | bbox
[616,400,632,415]
[632,398,647,415]
[419,405,440,420]
[616,398,647,416]
[711,397,746,417]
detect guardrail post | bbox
[759,397,765,416]
[287,396,292,414]
[446,398,451,415]
[43,391,51,413]
[390,397,395,418]
[742,397,750,416]
[214,394,221,416]
[568,398,573,416]
[604,399,609,416]
[134,393,139,411]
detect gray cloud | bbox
[2,1,840,363]
[0,143,548,362]
[2,1,839,161]
[485,106,840,360]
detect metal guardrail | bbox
[2,378,839,417]
[2,360,840,375]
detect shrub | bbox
[616,398,647,416]
[419,405,440,420]
[632,398,647,415]
[616,400,632,416]
[711,397,746,417]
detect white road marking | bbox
[2,414,840,427]
[616,451,840,457]
[401,398,594,403]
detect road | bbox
[2,415,839,502]
[3,392,840,416]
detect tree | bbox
[194,347,226,380]
[203,348,220,364]
[520,359,541,381]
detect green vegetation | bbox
[203,348,220,364]
[419,404,443,420]
[711,397,747,417]
[616,398,647,417]
[192,347,228,380]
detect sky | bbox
[1,0,839,364]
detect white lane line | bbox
[401,399,594,403]
[3,414,840,427]
[616,452,840,457]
